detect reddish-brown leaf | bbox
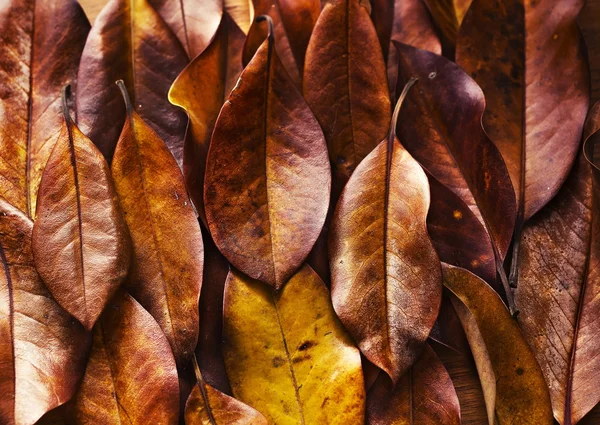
[224,0,254,34]
[111,82,203,366]
[244,0,320,87]
[69,291,180,424]
[0,202,90,425]
[421,0,471,56]
[513,103,600,425]
[76,0,188,164]
[149,0,223,59]
[32,92,131,331]
[169,13,246,225]
[329,81,442,385]
[367,344,461,425]
[0,0,90,218]
[455,0,590,225]
[443,264,553,424]
[394,42,516,262]
[303,0,391,194]
[204,22,330,289]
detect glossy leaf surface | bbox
[244,0,320,87]
[149,0,223,59]
[329,84,442,384]
[223,265,365,424]
[112,83,203,366]
[514,104,600,425]
[32,97,131,331]
[443,264,553,424]
[394,42,516,260]
[169,13,246,224]
[455,0,590,222]
[0,0,90,217]
[0,202,90,425]
[304,0,391,193]
[367,344,461,425]
[69,291,180,424]
[205,31,330,289]
[77,0,188,163]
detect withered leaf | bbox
[244,0,320,87]
[32,90,131,331]
[112,81,203,366]
[69,291,180,424]
[223,265,365,424]
[0,0,90,217]
[225,0,255,34]
[367,344,461,425]
[149,0,223,59]
[204,21,330,289]
[77,0,188,164]
[455,0,590,225]
[0,202,90,425]
[169,13,246,225]
[394,41,516,262]
[329,81,442,385]
[443,264,553,424]
[513,103,600,425]
[303,0,391,194]
[421,0,471,56]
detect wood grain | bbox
[76,0,600,423]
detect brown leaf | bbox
[204,22,330,289]
[185,358,267,425]
[303,0,391,194]
[513,104,600,425]
[329,81,442,385]
[443,264,554,425]
[244,0,320,87]
[421,0,471,56]
[69,291,180,424]
[223,265,365,424]
[149,0,223,59]
[111,81,203,366]
[225,0,255,34]
[394,42,516,262]
[0,202,90,425]
[169,13,246,225]
[0,0,90,218]
[455,0,590,224]
[76,0,188,164]
[32,90,131,331]
[367,344,461,425]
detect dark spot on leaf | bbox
[272,356,285,368]
[516,367,524,375]
[298,340,316,351]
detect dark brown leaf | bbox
[421,0,471,56]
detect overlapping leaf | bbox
[111,82,203,366]
[204,21,330,289]
[367,344,461,425]
[0,202,90,425]
[421,0,471,56]
[169,13,246,224]
[223,265,365,424]
[303,0,391,194]
[32,90,131,331]
[0,0,90,218]
[513,103,600,425]
[329,82,442,385]
[68,291,180,424]
[77,0,189,164]
[443,264,553,424]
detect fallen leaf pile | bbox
[0,0,598,424]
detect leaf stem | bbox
[116,80,134,116]
[61,84,72,125]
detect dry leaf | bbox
[223,265,365,424]
[32,89,131,331]
[204,21,330,289]
[421,0,471,56]
[0,0,90,217]
[112,81,203,366]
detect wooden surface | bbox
[76,0,600,423]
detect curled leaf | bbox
[204,21,330,289]
[112,82,203,366]
[223,265,365,424]
[0,202,90,425]
[69,291,180,424]
[32,90,131,331]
